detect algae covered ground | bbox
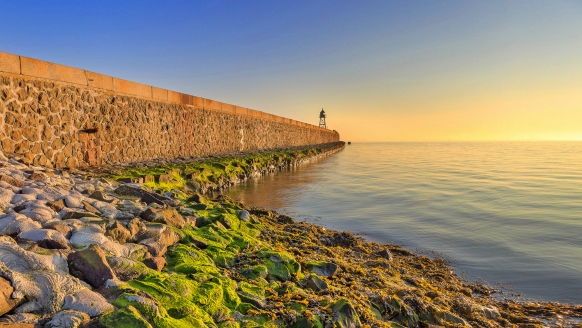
[95,147,581,328]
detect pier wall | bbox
[0,51,339,168]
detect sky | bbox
[2,1,581,142]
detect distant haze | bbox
[3,1,581,142]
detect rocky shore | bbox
[0,148,580,327]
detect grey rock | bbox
[305,274,328,292]
[237,290,266,309]
[45,309,90,328]
[378,249,393,261]
[62,289,114,317]
[18,229,68,249]
[238,210,251,222]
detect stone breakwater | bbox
[0,150,580,327]
[0,51,339,169]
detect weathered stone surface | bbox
[44,310,89,328]
[139,207,185,229]
[0,175,23,188]
[27,172,47,181]
[81,201,101,215]
[46,199,66,212]
[237,291,266,309]
[105,221,131,244]
[0,277,23,316]
[62,289,114,317]
[18,229,68,249]
[143,257,166,271]
[43,222,73,239]
[88,191,116,204]
[67,244,116,288]
[137,225,180,257]
[61,210,98,220]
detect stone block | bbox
[113,78,152,98]
[178,93,192,105]
[167,90,181,103]
[86,71,114,90]
[235,106,247,116]
[203,98,221,111]
[193,96,204,108]
[0,51,20,74]
[221,103,235,113]
[21,57,87,85]
[152,87,168,101]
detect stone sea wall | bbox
[0,51,339,169]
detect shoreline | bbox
[0,148,580,327]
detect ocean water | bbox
[225,142,582,304]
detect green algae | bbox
[112,147,322,192]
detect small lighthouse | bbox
[319,108,326,128]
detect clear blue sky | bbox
[3,1,582,141]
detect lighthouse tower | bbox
[319,109,326,128]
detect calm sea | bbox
[225,142,582,304]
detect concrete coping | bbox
[0,50,334,131]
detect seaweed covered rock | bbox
[331,298,361,328]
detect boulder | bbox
[126,218,147,242]
[88,191,117,204]
[81,201,101,215]
[305,274,328,292]
[27,172,47,181]
[378,249,393,261]
[238,210,251,222]
[106,256,153,281]
[63,195,83,208]
[46,199,66,212]
[105,221,131,244]
[0,175,24,188]
[331,298,361,328]
[0,215,42,236]
[143,257,166,271]
[61,210,98,220]
[44,310,89,328]
[18,229,68,250]
[43,222,73,239]
[62,289,114,317]
[0,277,23,316]
[138,225,180,257]
[67,244,116,288]
[307,261,339,278]
[139,207,185,229]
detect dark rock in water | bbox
[378,249,393,261]
[143,257,167,271]
[332,298,362,328]
[305,274,329,292]
[140,207,185,229]
[237,290,266,309]
[322,232,359,247]
[82,201,101,215]
[105,221,132,244]
[277,214,295,224]
[88,191,117,204]
[46,199,66,212]
[0,276,23,316]
[307,261,339,278]
[68,244,116,288]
